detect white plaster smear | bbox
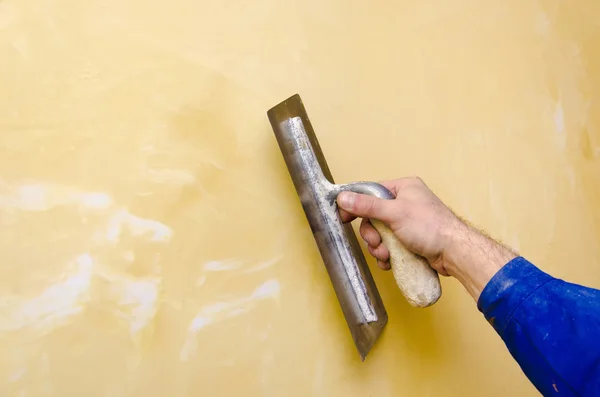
[554,102,566,149]
[0,253,94,333]
[179,279,280,361]
[145,168,196,185]
[0,181,170,339]
[104,209,172,243]
[0,181,173,245]
[96,269,162,337]
[202,256,282,274]
[0,181,113,212]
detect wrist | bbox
[441,219,517,301]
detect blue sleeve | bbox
[477,257,600,396]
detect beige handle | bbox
[370,219,442,307]
[337,181,442,307]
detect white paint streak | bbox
[117,279,160,336]
[122,251,135,263]
[196,275,207,286]
[189,315,212,331]
[15,184,47,211]
[312,356,325,393]
[77,192,112,209]
[242,256,282,274]
[207,160,224,170]
[105,209,172,243]
[202,257,282,274]
[96,268,162,338]
[146,168,196,185]
[11,35,29,58]
[565,166,576,192]
[252,280,280,299]
[554,102,566,149]
[127,213,172,241]
[203,260,243,272]
[8,367,27,382]
[0,254,94,332]
[179,279,281,361]
[536,11,550,35]
[0,182,113,212]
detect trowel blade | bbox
[267,94,388,361]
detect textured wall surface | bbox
[0,0,599,395]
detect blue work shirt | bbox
[478,257,600,396]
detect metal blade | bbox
[267,94,388,360]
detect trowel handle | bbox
[369,219,441,308]
[338,182,442,308]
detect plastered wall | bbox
[0,1,598,396]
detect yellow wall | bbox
[1,0,599,395]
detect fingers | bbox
[367,244,392,270]
[360,219,391,271]
[338,208,356,223]
[337,177,425,220]
[359,218,381,247]
[377,259,392,271]
[337,193,391,271]
[367,245,391,270]
[368,242,390,263]
[337,192,393,222]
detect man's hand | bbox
[337,177,458,276]
[337,176,517,300]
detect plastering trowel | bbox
[267,94,442,360]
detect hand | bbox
[337,177,459,276]
[337,176,517,300]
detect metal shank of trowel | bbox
[267,94,391,360]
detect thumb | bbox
[337,192,392,222]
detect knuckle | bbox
[407,175,423,184]
[374,244,389,260]
[360,227,378,246]
[359,218,370,231]
[367,245,377,256]
[368,230,381,246]
[359,228,370,243]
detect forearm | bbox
[442,220,517,301]
[441,222,600,395]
